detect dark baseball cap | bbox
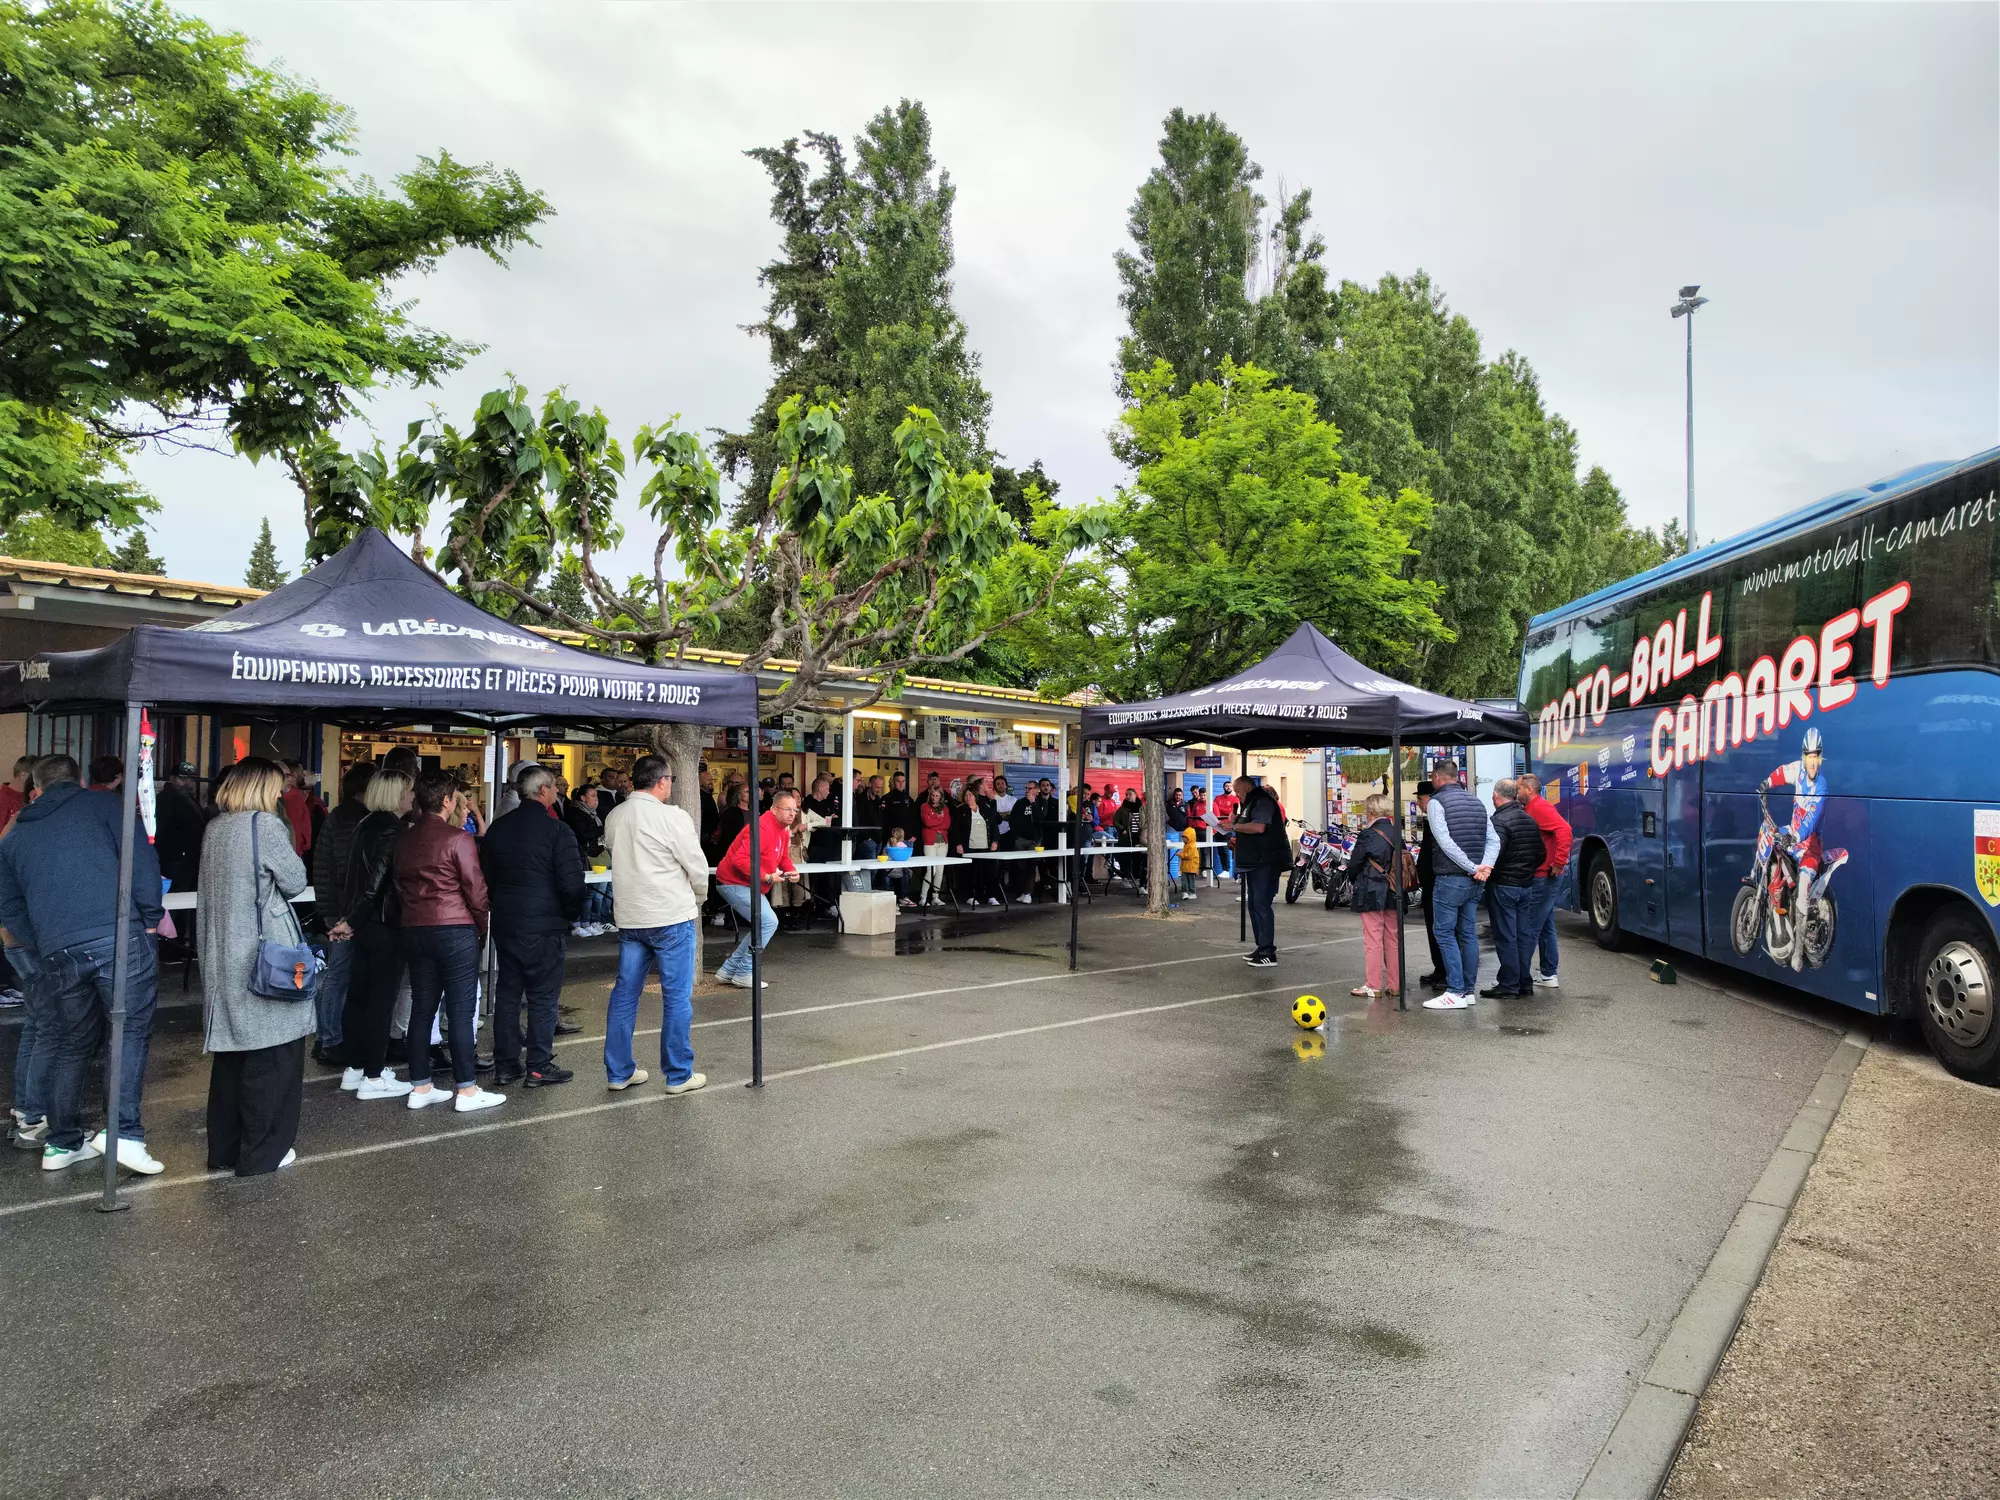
[172,761,198,778]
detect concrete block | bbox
[839,889,898,935]
[1574,1382,1699,1500]
[1703,1200,1791,1288]
[1646,1274,1757,1396]
[1744,1146,1816,1211]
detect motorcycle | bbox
[1730,790,1848,971]
[1285,825,1355,907]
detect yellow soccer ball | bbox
[1291,993,1327,1030]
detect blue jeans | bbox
[43,932,159,1150]
[315,933,351,1051]
[7,947,52,1125]
[402,925,481,1090]
[1529,874,1560,979]
[716,885,778,979]
[583,884,613,925]
[1488,882,1534,993]
[605,921,696,1086]
[1243,865,1281,959]
[1431,874,1482,995]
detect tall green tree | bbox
[0,0,549,536]
[1115,109,1263,395]
[1008,359,1446,912]
[1115,110,1677,697]
[721,100,996,509]
[244,516,286,589]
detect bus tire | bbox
[1913,908,2000,1085]
[1585,851,1622,950]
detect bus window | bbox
[1856,462,2000,676]
[1521,622,1572,754]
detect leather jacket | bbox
[393,814,490,937]
[342,810,405,931]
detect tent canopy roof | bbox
[0,528,758,729]
[1078,623,1529,750]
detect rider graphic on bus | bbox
[1755,726,1840,967]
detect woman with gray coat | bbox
[198,757,313,1175]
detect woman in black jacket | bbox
[1347,794,1405,999]
[333,771,415,1099]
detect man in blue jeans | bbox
[1420,761,1497,1011]
[1229,775,1289,967]
[0,753,165,1173]
[1479,779,1545,999]
[602,755,712,1094]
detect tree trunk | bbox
[1143,740,1170,916]
[648,720,707,826]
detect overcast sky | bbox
[136,1,1998,589]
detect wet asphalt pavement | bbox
[0,892,1850,1499]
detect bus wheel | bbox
[1914,909,2000,1085]
[1585,852,1622,950]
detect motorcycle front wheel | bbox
[1285,867,1307,904]
[1730,884,1763,957]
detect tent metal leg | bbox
[100,701,144,1213]
[1238,749,1248,944]
[748,726,762,1088]
[1391,723,1405,1011]
[1068,812,1080,972]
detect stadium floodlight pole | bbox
[1671,284,1710,548]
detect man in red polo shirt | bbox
[1516,772,1573,989]
[0,755,32,836]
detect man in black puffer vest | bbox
[1420,761,1497,1010]
[1481,779,1546,999]
[481,763,585,1088]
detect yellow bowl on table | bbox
[591,863,608,873]
[876,853,889,863]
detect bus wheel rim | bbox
[1591,869,1614,928]
[1924,940,1993,1048]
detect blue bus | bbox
[1522,446,2000,1084]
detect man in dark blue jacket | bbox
[0,754,164,1172]
[480,763,586,1088]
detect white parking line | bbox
[0,976,1318,1219]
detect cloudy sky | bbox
[136,1,1997,587]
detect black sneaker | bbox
[493,1062,525,1086]
[1420,972,1446,990]
[525,1064,574,1088]
[1246,955,1278,968]
[553,1019,583,1036]
[1478,985,1514,1000]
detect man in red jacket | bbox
[1517,772,1573,989]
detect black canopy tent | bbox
[0,529,775,1211]
[1072,623,1531,1003]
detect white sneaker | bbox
[572,923,593,938]
[356,1073,413,1100]
[719,971,767,989]
[42,1140,102,1171]
[278,1148,297,1168]
[607,1068,649,1091]
[454,1087,505,1113]
[1422,992,1475,1011]
[709,914,728,927]
[88,1131,164,1175]
[1185,891,1197,901]
[663,1072,707,1096]
[406,1085,455,1110]
[1534,973,1560,989]
[1015,894,1033,904]
[340,1067,366,1091]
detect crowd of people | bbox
[0,745,815,1178]
[0,735,1571,1182]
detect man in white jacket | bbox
[601,755,712,1095]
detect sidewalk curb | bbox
[1573,1028,1870,1500]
